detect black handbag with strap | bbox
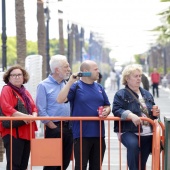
[0,91,29,128]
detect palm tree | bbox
[58,9,65,55]
[75,25,81,61]
[37,0,46,79]
[15,0,26,67]
[80,27,84,62]
[70,24,76,64]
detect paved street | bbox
[0,85,170,170]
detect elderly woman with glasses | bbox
[0,65,38,170]
[112,64,160,170]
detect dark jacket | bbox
[112,86,157,133]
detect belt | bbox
[54,121,69,127]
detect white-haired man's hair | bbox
[49,55,67,73]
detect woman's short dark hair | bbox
[3,65,30,84]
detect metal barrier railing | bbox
[0,116,164,170]
[157,120,165,170]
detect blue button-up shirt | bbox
[36,75,70,124]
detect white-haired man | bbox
[36,55,73,170]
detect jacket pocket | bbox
[123,97,140,114]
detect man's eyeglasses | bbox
[10,73,23,78]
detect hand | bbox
[32,112,37,117]
[102,108,110,118]
[46,121,57,129]
[23,115,35,124]
[128,113,142,127]
[151,108,160,117]
[70,73,80,82]
[23,120,29,124]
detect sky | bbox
[0,0,170,63]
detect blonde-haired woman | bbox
[112,64,160,170]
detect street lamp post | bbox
[44,3,50,77]
[1,0,7,71]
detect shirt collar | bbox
[48,74,65,85]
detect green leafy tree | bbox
[152,2,170,44]
[50,39,60,56]
[27,41,38,55]
[7,37,17,65]
[0,36,17,66]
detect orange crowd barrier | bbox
[31,138,62,166]
[0,116,164,170]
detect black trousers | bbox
[152,83,159,97]
[3,134,30,170]
[74,137,106,170]
[43,122,73,170]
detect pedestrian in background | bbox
[110,69,117,90]
[36,55,73,170]
[57,60,111,170]
[112,64,160,170]
[0,65,38,170]
[116,70,121,90]
[141,73,149,91]
[150,68,160,97]
[97,72,103,84]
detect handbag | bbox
[0,91,29,128]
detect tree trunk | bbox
[70,24,76,63]
[58,10,64,55]
[37,0,46,79]
[67,23,72,68]
[15,0,27,67]
[75,25,80,62]
[80,27,84,62]
[69,24,74,66]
